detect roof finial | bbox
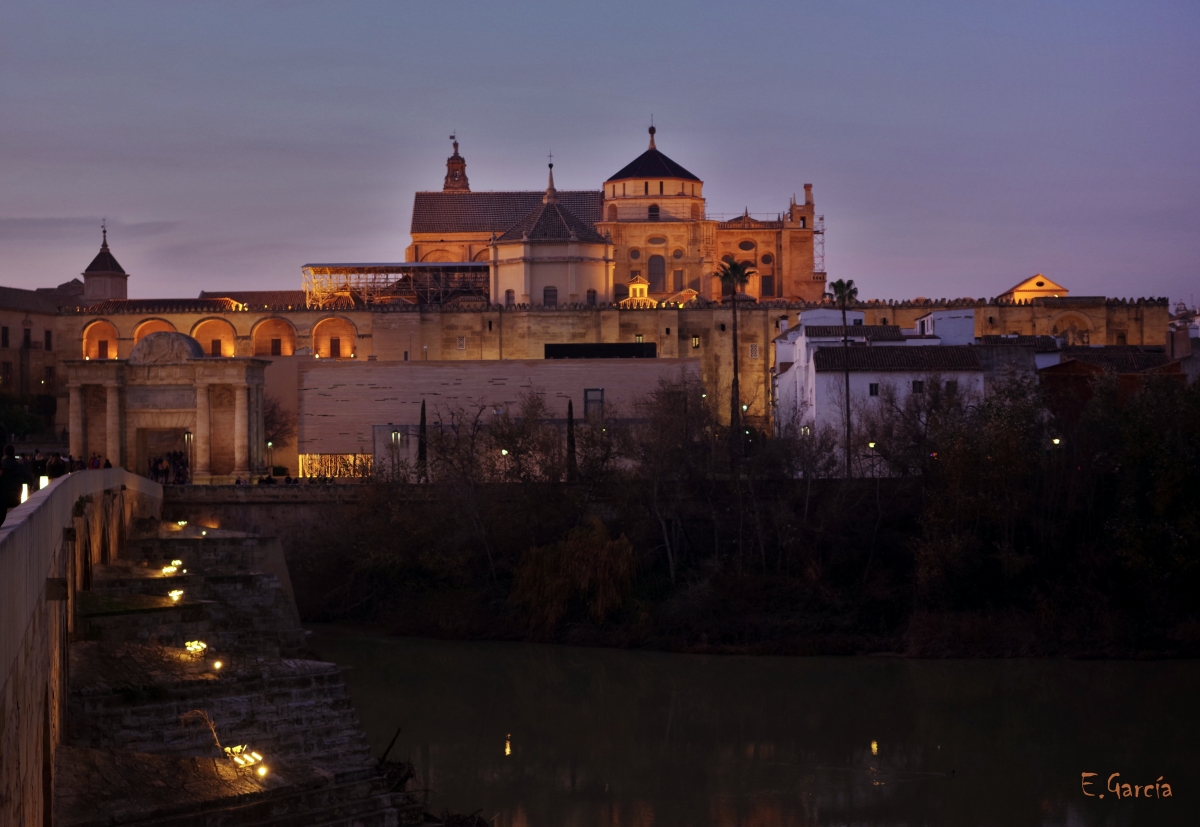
[101,218,108,250]
[450,133,458,155]
[543,161,558,204]
[648,119,656,150]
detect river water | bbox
[309,626,1196,827]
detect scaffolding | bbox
[812,215,826,280]
[301,262,491,308]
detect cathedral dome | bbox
[606,127,701,183]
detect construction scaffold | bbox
[301,262,491,309]
[812,215,826,280]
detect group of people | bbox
[0,447,87,526]
[148,451,189,485]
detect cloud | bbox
[0,218,180,242]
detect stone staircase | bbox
[57,524,418,827]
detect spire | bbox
[542,163,558,204]
[443,134,469,191]
[648,124,656,150]
[101,218,108,250]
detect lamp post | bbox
[266,441,274,471]
[183,429,193,483]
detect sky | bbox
[1,0,1197,304]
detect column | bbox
[68,384,84,459]
[104,382,120,468]
[233,383,249,477]
[194,383,211,479]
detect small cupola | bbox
[443,134,470,192]
[83,223,129,303]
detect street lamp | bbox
[183,430,193,483]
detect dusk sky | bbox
[1,1,1197,304]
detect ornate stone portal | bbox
[66,332,268,483]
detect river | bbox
[309,625,1196,827]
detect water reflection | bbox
[309,627,1197,827]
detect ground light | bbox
[185,640,208,657]
[168,590,183,602]
[20,484,28,503]
[39,475,49,490]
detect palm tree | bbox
[715,259,755,456]
[828,278,858,477]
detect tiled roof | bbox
[71,298,242,315]
[199,290,307,309]
[411,190,602,235]
[980,335,1061,352]
[804,325,904,341]
[1059,349,1170,373]
[606,148,701,183]
[84,243,125,274]
[497,200,607,243]
[0,284,83,314]
[814,345,981,373]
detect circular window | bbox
[629,249,641,260]
[738,240,755,251]
[1036,281,1045,287]
[760,253,774,265]
[722,254,735,263]
[647,236,667,245]
[672,249,684,259]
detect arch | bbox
[586,289,597,306]
[1049,312,1093,346]
[190,317,238,357]
[505,289,515,308]
[648,204,660,221]
[472,248,490,262]
[133,318,176,343]
[312,316,358,359]
[607,204,617,221]
[252,317,297,356]
[421,249,456,262]
[82,319,119,360]
[543,286,558,308]
[648,255,666,293]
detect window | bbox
[505,289,515,308]
[0,327,7,348]
[584,388,604,421]
[946,380,958,394]
[760,253,774,265]
[722,254,735,263]
[720,323,726,332]
[22,329,31,348]
[330,337,341,358]
[673,270,683,291]
[0,362,10,386]
[648,255,666,292]
[853,319,863,325]
[44,330,52,350]
[98,340,109,359]
[457,336,466,350]
[659,181,664,194]
[912,380,925,394]
[270,337,282,356]
[403,351,409,362]
[672,249,684,259]
[635,334,644,343]
[543,286,557,307]
[647,236,666,245]
[629,249,641,260]
[587,289,597,306]
[800,217,806,228]
[1116,332,1127,345]
[749,343,760,359]
[488,320,493,331]
[869,383,879,397]
[691,335,701,349]
[210,339,221,357]
[738,240,755,251]
[644,182,649,195]
[988,316,995,325]
[607,205,617,221]
[881,317,888,325]
[760,275,775,297]
[648,204,660,221]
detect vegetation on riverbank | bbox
[289,373,1200,657]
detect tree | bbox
[566,398,579,482]
[715,259,755,458]
[263,394,297,448]
[828,278,858,477]
[417,399,427,483]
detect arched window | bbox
[543,286,558,308]
[505,289,515,308]
[607,204,617,221]
[800,217,806,229]
[648,204,660,221]
[659,181,664,194]
[648,255,666,293]
[644,182,649,195]
[586,289,597,306]
[738,240,755,251]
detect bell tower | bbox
[443,135,469,191]
[83,222,129,303]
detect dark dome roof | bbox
[84,237,125,274]
[606,129,700,183]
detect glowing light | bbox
[257,766,268,777]
[201,531,207,536]
[505,734,511,756]
[177,520,188,526]
[871,740,878,756]
[161,565,178,575]
[1052,438,1061,445]
[868,442,876,449]
[185,640,208,656]
[501,449,508,456]
[213,661,223,670]
[20,484,28,504]
[39,476,49,490]
[168,590,183,602]
[742,404,748,411]
[171,559,183,566]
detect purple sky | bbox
[1,1,1197,304]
